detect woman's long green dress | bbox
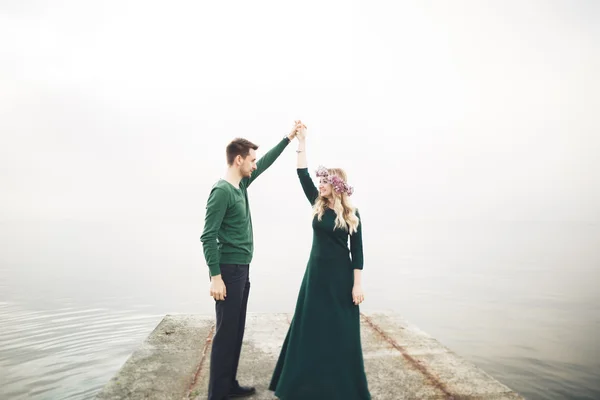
[269,168,371,400]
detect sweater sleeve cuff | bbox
[209,264,221,276]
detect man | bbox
[200,122,301,400]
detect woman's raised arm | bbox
[295,122,318,204]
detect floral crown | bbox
[315,165,354,196]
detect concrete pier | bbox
[96,312,523,399]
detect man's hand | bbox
[287,121,299,141]
[210,274,227,301]
[352,284,365,305]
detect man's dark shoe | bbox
[229,383,256,398]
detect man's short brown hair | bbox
[226,138,259,166]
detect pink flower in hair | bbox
[315,165,329,178]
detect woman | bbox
[269,122,371,399]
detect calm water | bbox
[0,218,598,399]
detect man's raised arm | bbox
[244,124,298,187]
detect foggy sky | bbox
[1,0,599,222]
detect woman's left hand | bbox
[295,120,307,140]
[352,284,365,305]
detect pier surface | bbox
[96,312,523,399]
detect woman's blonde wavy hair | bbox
[312,167,360,234]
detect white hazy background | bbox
[1,1,600,399]
[2,0,599,223]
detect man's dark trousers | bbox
[208,263,251,400]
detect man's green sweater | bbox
[200,137,290,276]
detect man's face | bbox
[239,149,257,178]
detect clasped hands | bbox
[288,120,307,141]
